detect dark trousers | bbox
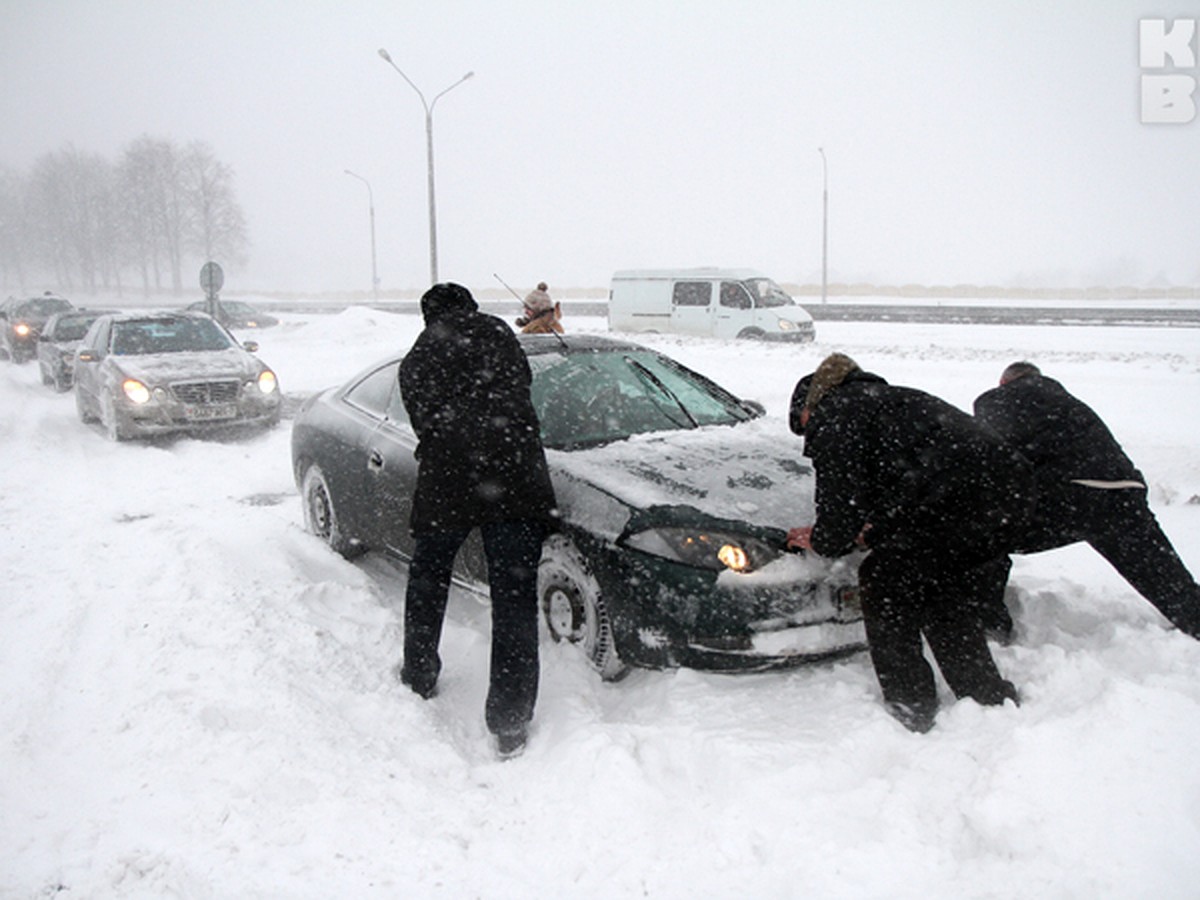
[400,520,544,735]
[859,549,1018,723]
[1015,485,1200,638]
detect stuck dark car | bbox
[37,308,119,391]
[291,333,864,679]
[184,299,280,329]
[1,293,75,363]
[74,311,282,441]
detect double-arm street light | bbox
[818,147,829,305]
[343,169,379,300]
[378,48,474,285]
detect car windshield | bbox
[110,318,234,355]
[745,278,795,308]
[50,315,98,341]
[529,348,755,450]
[19,298,72,318]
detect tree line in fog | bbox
[0,136,248,297]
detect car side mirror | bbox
[77,348,100,364]
[740,399,767,418]
[242,340,259,353]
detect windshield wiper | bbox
[622,356,698,429]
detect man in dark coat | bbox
[975,361,1200,638]
[788,353,1032,732]
[397,282,558,759]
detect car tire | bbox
[52,369,70,393]
[736,327,765,340]
[101,396,129,441]
[538,533,628,681]
[76,387,98,423]
[301,464,365,559]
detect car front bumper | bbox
[112,389,281,437]
[589,536,866,671]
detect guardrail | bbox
[260,299,1200,327]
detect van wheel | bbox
[736,327,765,340]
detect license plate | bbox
[185,404,237,421]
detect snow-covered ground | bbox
[3,304,1199,898]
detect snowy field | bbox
[3,304,1200,898]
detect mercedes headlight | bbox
[256,369,278,394]
[122,379,151,404]
[623,527,782,573]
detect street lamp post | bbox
[344,169,379,300]
[818,147,828,305]
[378,48,474,285]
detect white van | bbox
[608,268,815,342]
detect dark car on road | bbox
[37,308,119,391]
[291,333,864,679]
[1,293,75,363]
[74,311,282,441]
[185,299,280,329]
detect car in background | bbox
[0,293,75,363]
[37,308,119,391]
[291,333,864,679]
[74,311,282,441]
[184,299,280,329]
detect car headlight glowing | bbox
[257,369,278,394]
[623,527,781,573]
[777,319,796,331]
[122,379,151,404]
[14,323,31,337]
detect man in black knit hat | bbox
[975,361,1200,639]
[397,282,558,759]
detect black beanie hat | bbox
[420,282,477,323]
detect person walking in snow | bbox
[397,282,558,759]
[974,361,1200,639]
[787,353,1033,732]
[515,281,563,335]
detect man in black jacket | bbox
[975,361,1200,639]
[397,282,558,759]
[788,353,1032,732]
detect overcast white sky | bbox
[2,0,1197,293]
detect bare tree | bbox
[3,136,249,295]
[181,141,248,267]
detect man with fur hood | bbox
[398,282,558,759]
[788,353,1033,732]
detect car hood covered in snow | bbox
[110,349,264,383]
[549,417,813,539]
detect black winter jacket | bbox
[399,305,557,533]
[803,370,1033,561]
[974,374,1144,487]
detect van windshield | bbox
[745,278,795,308]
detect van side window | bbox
[672,282,711,307]
[720,282,752,310]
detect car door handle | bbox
[368,449,385,471]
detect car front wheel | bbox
[76,386,98,423]
[538,534,628,680]
[101,395,130,441]
[301,464,365,559]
